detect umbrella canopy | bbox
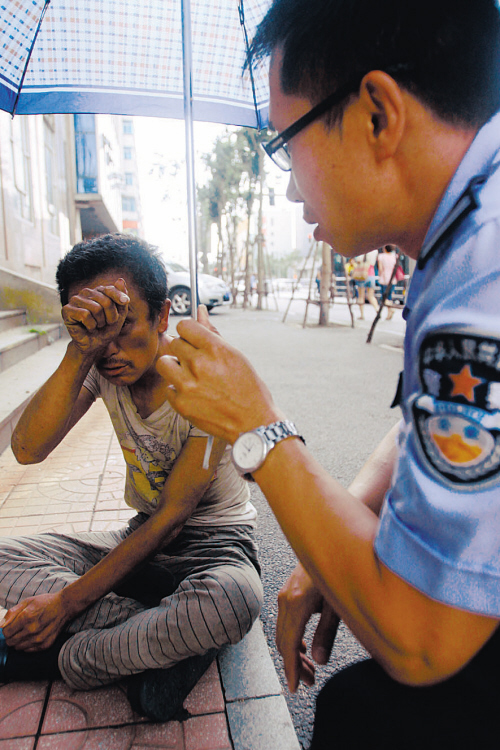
[0,0,272,318]
[0,0,270,126]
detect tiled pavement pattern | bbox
[0,400,300,750]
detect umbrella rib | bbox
[11,0,52,117]
[238,0,262,131]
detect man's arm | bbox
[158,316,499,687]
[12,279,130,464]
[12,348,97,464]
[256,440,498,686]
[2,435,227,651]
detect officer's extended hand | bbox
[277,563,339,692]
[156,305,281,444]
[62,278,130,357]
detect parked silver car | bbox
[165,261,232,316]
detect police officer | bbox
[157,1,500,746]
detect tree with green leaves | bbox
[198,127,270,309]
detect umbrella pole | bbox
[181,0,199,320]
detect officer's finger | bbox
[298,652,316,687]
[156,354,183,390]
[311,603,340,665]
[197,305,221,336]
[281,640,303,692]
[176,317,223,352]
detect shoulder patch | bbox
[413,331,500,489]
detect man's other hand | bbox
[62,278,130,358]
[2,591,72,651]
[277,563,339,692]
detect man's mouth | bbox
[98,361,130,374]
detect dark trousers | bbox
[310,626,500,749]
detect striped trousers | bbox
[0,515,263,690]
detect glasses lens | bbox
[271,145,291,172]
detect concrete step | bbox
[0,323,65,374]
[0,336,69,455]
[0,309,26,334]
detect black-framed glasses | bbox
[262,76,363,172]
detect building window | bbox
[74,114,98,193]
[102,134,114,166]
[44,119,58,235]
[124,146,133,160]
[123,119,133,134]
[122,196,137,212]
[10,117,33,221]
[125,172,133,186]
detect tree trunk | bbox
[227,216,238,307]
[243,199,253,309]
[319,242,332,326]
[216,217,224,277]
[256,177,265,311]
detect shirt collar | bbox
[418,111,500,268]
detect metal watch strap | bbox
[232,420,306,482]
[255,420,306,449]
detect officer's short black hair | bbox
[56,234,168,320]
[248,0,500,128]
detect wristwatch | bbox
[231,420,305,480]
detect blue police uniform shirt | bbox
[375,110,500,618]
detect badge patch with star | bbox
[413,331,500,488]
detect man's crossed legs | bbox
[0,516,263,718]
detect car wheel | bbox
[169,286,191,315]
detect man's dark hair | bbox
[56,234,168,319]
[248,0,500,127]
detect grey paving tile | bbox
[94,491,129,507]
[38,522,91,534]
[218,619,281,701]
[94,499,126,511]
[90,520,128,531]
[226,695,300,750]
[2,526,37,536]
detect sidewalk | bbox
[0,396,300,750]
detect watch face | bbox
[232,431,267,472]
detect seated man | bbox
[0,234,262,721]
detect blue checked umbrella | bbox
[0,0,271,316]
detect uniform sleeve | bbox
[375,329,500,617]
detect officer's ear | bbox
[358,71,406,161]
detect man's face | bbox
[68,270,168,386]
[268,52,384,257]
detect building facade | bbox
[0,112,143,322]
[118,117,143,237]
